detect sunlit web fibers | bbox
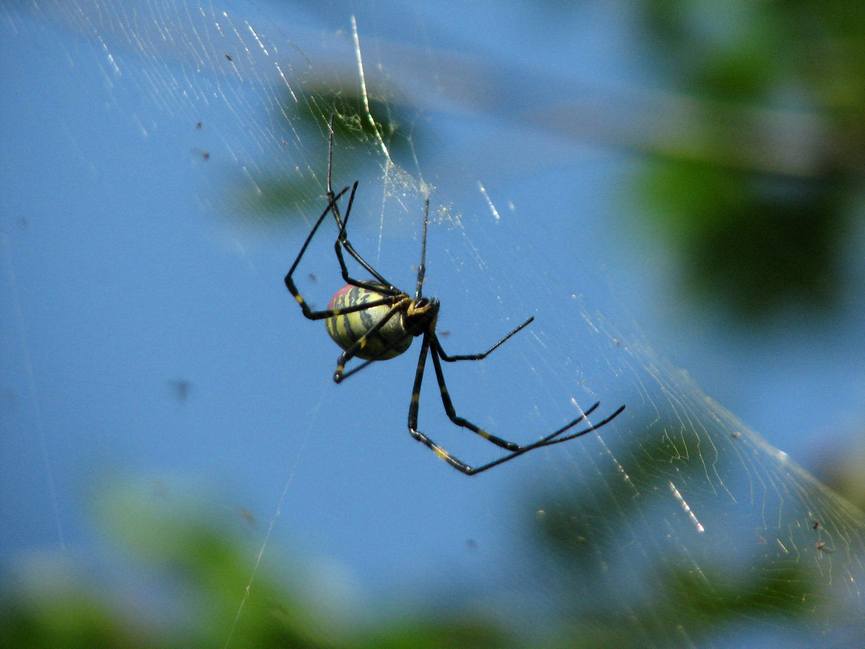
[5,0,424,229]
[14,1,864,643]
[514,316,865,643]
[358,167,865,640]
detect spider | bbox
[283,120,625,476]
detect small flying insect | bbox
[283,118,625,475]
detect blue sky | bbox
[2,1,863,642]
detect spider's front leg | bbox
[436,317,534,362]
[429,337,521,451]
[407,334,624,476]
[406,335,597,476]
[407,335,479,475]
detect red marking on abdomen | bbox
[328,284,354,310]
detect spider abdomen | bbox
[325,283,412,360]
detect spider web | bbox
[1,2,864,647]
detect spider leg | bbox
[286,186,399,320]
[415,197,429,299]
[408,334,478,474]
[336,322,425,382]
[333,358,375,382]
[458,403,625,475]
[408,335,609,476]
[325,114,398,293]
[284,185,399,319]
[457,407,607,476]
[288,292,399,322]
[529,404,626,447]
[429,338,521,451]
[436,317,534,362]
[330,178,398,294]
[333,297,410,383]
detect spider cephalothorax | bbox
[283,117,624,476]
[404,296,439,335]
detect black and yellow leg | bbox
[407,335,478,474]
[436,317,534,362]
[325,115,398,293]
[532,404,626,447]
[330,178,398,293]
[336,328,419,382]
[284,183,399,320]
[414,198,429,299]
[332,358,375,382]
[429,340,521,451]
[288,290,398,321]
[407,335,619,476]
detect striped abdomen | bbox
[325,284,413,360]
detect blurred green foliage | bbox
[636,0,864,322]
[1,489,510,649]
[246,87,421,220]
[640,160,850,316]
[820,439,865,514]
[2,426,837,648]
[528,427,820,647]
